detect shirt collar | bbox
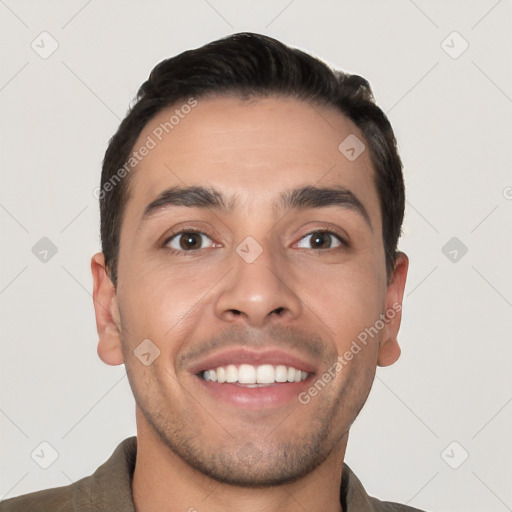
[83,436,384,511]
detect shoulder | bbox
[0,475,92,512]
[0,437,137,512]
[342,463,427,512]
[368,497,427,511]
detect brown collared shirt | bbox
[0,437,426,512]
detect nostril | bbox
[272,307,285,315]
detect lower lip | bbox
[193,375,313,410]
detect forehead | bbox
[125,95,380,225]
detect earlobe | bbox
[377,339,401,367]
[377,252,409,368]
[91,253,124,366]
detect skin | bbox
[91,95,408,512]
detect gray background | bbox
[1,1,511,510]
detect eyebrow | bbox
[141,184,372,229]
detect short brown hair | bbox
[100,32,404,286]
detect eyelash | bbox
[296,230,347,251]
[162,227,348,255]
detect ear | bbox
[91,252,124,366]
[377,252,409,367]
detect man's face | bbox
[93,96,407,486]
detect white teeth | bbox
[256,364,274,384]
[217,366,226,383]
[201,364,309,385]
[225,364,237,383]
[275,365,288,382]
[238,364,256,384]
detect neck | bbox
[131,409,347,512]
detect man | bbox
[1,33,422,511]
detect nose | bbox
[214,242,302,328]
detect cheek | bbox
[294,255,386,343]
[117,257,226,347]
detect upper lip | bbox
[187,347,318,375]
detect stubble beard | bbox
[128,364,369,488]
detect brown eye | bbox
[296,231,343,249]
[166,232,214,251]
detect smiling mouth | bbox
[199,364,309,386]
